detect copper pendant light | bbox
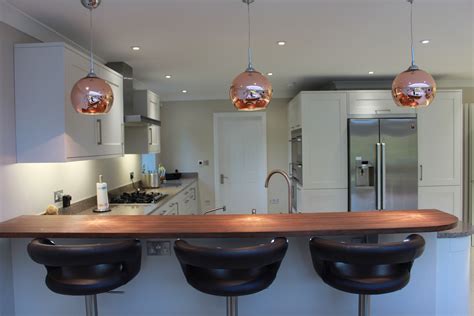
[71,0,114,115]
[392,0,436,108]
[230,0,273,111]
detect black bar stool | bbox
[27,238,142,316]
[174,237,288,316]
[309,234,425,316]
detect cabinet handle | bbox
[375,109,391,113]
[419,164,423,181]
[191,188,196,200]
[96,119,102,145]
[148,127,153,145]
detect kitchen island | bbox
[0,209,469,316]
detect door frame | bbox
[213,112,268,212]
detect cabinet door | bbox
[418,186,462,219]
[299,189,348,213]
[288,100,295,131]
[302,92,348,189]
[95,65,124,157]
[148,125,160,153]
[348,91,416,115]
[288,97,301,131]
[148,91,160,120]
[418,91,462,186]
[64,50,97,159]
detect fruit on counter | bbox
[44,204,59,215]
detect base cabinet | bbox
[151,182,199,216]
[297,189,348,213]
[418,186,462,219]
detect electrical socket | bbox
[53,190,63,203]
[270,198,280,205]
[146,241,171,256]
[130,172,134,180]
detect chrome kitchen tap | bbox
[264,169,293,214]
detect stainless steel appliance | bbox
[348,117,418,211]
[290,129,303,185]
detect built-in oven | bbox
[290,129,303,185]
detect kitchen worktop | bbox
[60,178,197,216]
[0,209,457,238]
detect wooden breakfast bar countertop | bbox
[0,209,457,238]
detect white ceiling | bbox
[6,0,474,101]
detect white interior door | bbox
[214,113,267,214]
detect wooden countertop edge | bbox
[0,209,458,238]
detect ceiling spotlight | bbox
[277,41,286,46]
[368,71,375,75]
[267,72,273,76]
[182,90,188,94]
[420,39,430,44]
[131,46,141,51]
[165,75,172,79]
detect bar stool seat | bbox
[174,237,288,315]
[309,234,425,316]
[28,238,141,316]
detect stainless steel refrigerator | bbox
[348,117,418,211]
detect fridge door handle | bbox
[381,143,386,210]
[376,143,382,210]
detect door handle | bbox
[381,143,386,210]
[96,119,102,145]
[419,164,423,181]
[220,174,228,184]
[375,143,382,210]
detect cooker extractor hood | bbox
[105,62,161,127]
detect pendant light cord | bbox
[89,7,95,74]
[247,0,253,71]
[409,0,415,68]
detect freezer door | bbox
[380,118,418,210]
[348,119,379,211]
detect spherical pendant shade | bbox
[71,75,114,115]
[230,69,273,111]
[392,67,436,108]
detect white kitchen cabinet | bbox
[418,90,463,187]
[124,90,161,154]
[298,189,348,213]
[180,182,199,215]
[288,97,301,131]
[418,185,462,219]
[348,91,416,115]
[300,92,348,189]
[15,42,124,162]
[151,181,199,216]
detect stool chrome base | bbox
[85,295,98,316]
[358,294,370,316]
[226,296,238,316]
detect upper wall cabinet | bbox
[288,97,302,131]
[418,90,463,186]
[124,90,161,154]
[348,91,416,115]
[15,42,124,163]
[300,92,348,189]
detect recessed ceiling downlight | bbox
[131,46,141,51]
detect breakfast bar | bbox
[0,209,469,316]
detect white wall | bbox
[0,21,142,315]
[160,99,289,213]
